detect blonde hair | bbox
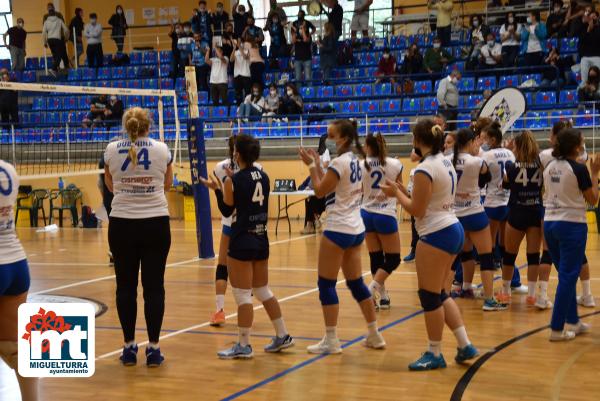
[122,107,151,166]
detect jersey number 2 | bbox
[252,182,264,206]
[370,171,383,189]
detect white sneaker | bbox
[535,296,553,310]
[363,331,386,349]
[511,285,529,294]
[307,336,342,354]
[569,321,591,336]
[577,294,596,308]
[549,329,576,342]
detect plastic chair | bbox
[15,189,49,227]
[49,189,82,227]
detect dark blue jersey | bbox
[505,160,543,208]
[229,166,270,252]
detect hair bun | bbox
[431,124,443,136]
[126,116,140,135]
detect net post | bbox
[185,65,214,259]
[10,124,16,166]
[43,47,49,75]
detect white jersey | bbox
[104,138,172,219]
[482,148,515,208]
[407,167,416,195]
[540,145,588,170]
[361,157,403,217]
[543,158,592,224]
[325,152,365,235]
[453,153,485,217]
[413,153,458,236]
[0,160,27,265]
[213,158,262,226]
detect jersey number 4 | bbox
[119,148,152,171]
[515,168,541,186]
[252,182,265,206]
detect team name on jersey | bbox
[514,162,539,169]
[548,167,563,183]
[367,159,383,168]
[250,170,262,181]
[116,140,154,149]
[442,158,452,168]
[493,150,511,158]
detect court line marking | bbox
[550,342,597,401]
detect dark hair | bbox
[74,8,82,15]
[317,133,327,156]
[452,128,475,167]
[227,135,235,168]
[413,119,445,155]
[504,11,516,28]
[90,13,97,19]
[551,119,572,136]
[514,130,540,164]
[268,83,277,91]
[588,66,600,84]
[365,133,387,167]
[116,4,123,11]
[383,47,391,54]
[470,14,482,26]
[235,134,260,165]
[531,11,541,22]
[553,0,564,8]
[483,121,502,148]
[330,119,369,171]
[199,0,207,4]
[183,21,192,28]
[285,83,299,96]
[552,128,582,159]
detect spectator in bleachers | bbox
[83,94,108,128]
[263,83,280,117]
[479,32,502,70]
[192,1,213,45]
[547,0,567,38]
[206,46,229,106]
[0,70,18,127]
[108,5,128,53]
[467,14,489,70]
[69,8,84,66]
[423,37,454,76]
[264,10,287,69]
[292,10,316,85]
[322,0,343,40]
[351,0,372,46]
[169,23,183,79]
[238,83,265,120]
[212,2,229,48]
[500,11,522,67]
[318,23,337,84]
[578,65,600,106]
[3,18,26,72]
[248,38,265,89]
[278,83,303,117]
[191,34,210,93]
[400,43,423,74]
[42,8,70,75]
[43,3,64,23]
[429,0,453,47]
[268,0,287,24]
[577,8,600,86]
[243,15,264,46]
[104,95,124,126]
[232,0,253,40]
[520,11,547,67]
[541,46,566,87]
[232,40,252,104]
[221,23,235,60]
[84,13,103,69]
[375,47,397,84]
[436,70,461,130]
[563,0,588,38]
[177,22,194,75]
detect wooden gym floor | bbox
[1,220,600,401]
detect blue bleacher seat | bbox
[126,66,138,79]
[142,51,158,65]
[81,68,96,81]
[63,97,76,110]
[458,77,475,92]
[525,111,549,129]
[335,85,353,97]
[112,67,126,79]
[318,86,334,98]
[143,79,158,89]
[559,90,577,104]
[374,83,391,96]
[356,84,373,97]
[414,80,432,94]
[159,51,172,64]
[560,37,578,53]
[300,86,315,98]
[97,67,111,80]
[402,98,420,113]
[67,69,81,81]
[499,75,519,88]
[360,101,380,113]
[26,58,40,70]
[130,52,142,65]
[520,73,542,85]
[309,121,327,137]
[370,118,389,133]
[535,91,557,105]
[576,109,596,127]
[390,118,410,133]
[32,98,46,111]
[382,98,401,113]
[198,107,209,118]
[457,114,471,129]
[198,91,209,105]
[476,76,497,91]
[143,96,158,108]
[271,121,288,136]
[466,95,484,109]
[422,97,438,111]
[342,101,360,113]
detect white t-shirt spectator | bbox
[499,23,522,47]
[526,24,542,53]
[210,56,229,84]
[233,49,250,78]
[480,43,502,65]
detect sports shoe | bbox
[455,344,479,363]
[482,298,508,311]
[577,294,596,308]
[210,310,226,327]
[379,297,391,310]
[461,289,475,299]
[549,329,576,342]
[371,289,381,311]
[119,344,138,366]
[403,250,416,263]
[264,334,295,353]
[145,346,164,367]
[300,223,316,235]
[450,288,462,298]
[526,296,536,306]
[569,321,591,336]
[218,343,254,359]
[307,336,342,354]
[408,351,447,371]
[363,331,386,349]
[496,292,511,304]
[535,296,553,310]
[511,284,529,294]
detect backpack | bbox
[337,40,354,66]
[81,205,99,228]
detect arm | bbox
[232,0,239,15]
[436,79,447,107]
[583,154,600,204]
[205,48,212,65]
[248,1,254,16]
[381,172,432,218]
[164,163,173,191]
[359,0,373,13]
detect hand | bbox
[199,175,222,191]
[379,179,401,198]
[590,153,600,175]
[298,147,315,166]
[224,165,234,178]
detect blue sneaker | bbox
[264,334,295,353]
[403,250,416,263]
[482,298,508,312]
[218,343,253,359]
[408,351,447,371]
[145,346,164,367]
[455,344,479,363]
[119,344,138,366]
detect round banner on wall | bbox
[27,294,107,317]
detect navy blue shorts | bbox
[222,224,232,237]
[458,212,489,232]
[485,206,509,222]
[360,210,398,234]
[324,230,365,250]
[508,207,543,232]
[0,259,30,296]
[228,248,269,261]
[419,223,465,255]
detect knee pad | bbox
[369,251,384,276]
[318,276,339,305]
[215,264,228,281]
[527,252,540,267]
[253,285,274,302]
[418,289,442,312]
[479,253,495,271]
[0,341,18,370]
[440,289,449,303]
[503,252,517,267]
[346,277,371,303]
[382,253,401,274]
[540,250,552,265]
[461,251,474,263]
[232,287,253,306]
[583,253,588,265]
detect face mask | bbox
[184,28,191,33]
[117,9,123,15]
[585,11,590,16]
[48,9,55,15]
[527,17,532,24]
[110,96,117,103]
[238,7,245,14]
[176,28,182,34]
[487,40,495,47]
[217,7,223,13]
[452,77,459,84]
[473,20,479,27]
[18,23,23,28]
[270,90,277,96]
[554,7,561,13]
[273,18,279,23]
[383,53,389,59]
[253,91,259,96]
[481,143,490,151]
[508,17,514,23]
[325,139,337,154]
[91,19,97,24]
[413,147,423,157]
[433,43,441,49]
[286,89,293,96]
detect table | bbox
[271,190,315,235]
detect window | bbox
[0,0,13,59]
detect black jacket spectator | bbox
[232,0,253,39]
[192,9,212,42]
[546,1,567,37]
[401,44,424,74]
[577,13,600,59]
[322,0,343,39]
[69,10,84,42]
[212,9,229,37]
[264,15,287,60]
[108,6,128,53]
[292,17,315,61]
[578,66,600,105]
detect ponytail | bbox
[412,119,445,156]
[122,107,151,167]
[483,121,502,149]
[365,132,388,167]
[552,128,582,159]
[330,119,370,171]
[452,128,475,168]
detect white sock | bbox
[462,282,472,291]
[369,280,381,295]
[502,280,511,294]
[453,326,470,349]
[271,317,288,337]
[581,280,592,297]
[539,281,549,298]
[428,340,442,357]
[367,321,378,336]
[124,340,136,348]
[215,294,225,311]
[379,283,388,298]
[528,281,537,297]
[239,327,250,346]
[148,342,159,350]
[325,326,337,341]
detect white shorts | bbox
[351,12,369,32]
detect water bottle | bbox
[58,177,64,190]
[173,173,180,187]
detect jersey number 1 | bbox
[252,182,264,206]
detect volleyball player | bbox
[451,128,505,311]
[361,133,403,309]
[380,119,478,370]
[104,107,172,367]
[0,159,38,401]
[298,119,385,354]
[543,128,599,340]
[201,134,294,359]
[500,131,545,307]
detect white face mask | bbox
[270,90,277,96]
[383,53,390,59]
[91,19,97,24]
[554,7,561,13]
[433,43,441,49]
[487,40,495,47]
[508,17,515,24]
[184,27,191,33]
[473,20,479,27]
[527,17,532,24]
[117,9,123,15]
[18,23,23,28]
[286,89,293,96]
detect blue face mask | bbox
[481,143,490,151]
[325,139,337,154]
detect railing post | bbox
[65,121,71,171]
[43,46,49,75]
[10,124,16,167]
[365,113,369,136]
[300,115,303,147]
